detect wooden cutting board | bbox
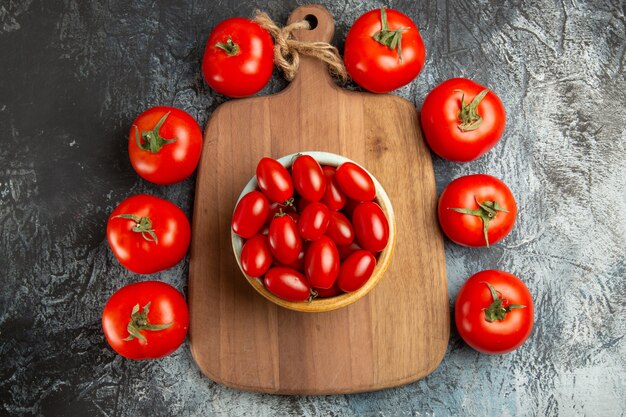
[188,4,449,395]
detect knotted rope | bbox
[253,11,349,83]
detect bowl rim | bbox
[231,151,396,312]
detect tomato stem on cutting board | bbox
[123,302,173,342]
[372,7,408,62]
[215,35,240,56]
[113,214,159,244]
[482,282,525,322]
[448,196,508,247]
[456,89,489,132]
[134,111,177,154]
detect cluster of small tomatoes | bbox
[232,155,390,302]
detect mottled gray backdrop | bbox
[0,0,624,416]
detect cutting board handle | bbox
[285,4,337,92]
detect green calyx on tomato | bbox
[123,302,173,342]
[113,213,159,244]
[134,111,177,154]
[482,282,525,322]
[448,197,508,247]
[372,7,408,61]
[457,89,489,132]
[215,35,240,56]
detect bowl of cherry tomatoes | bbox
[231,151,395,312]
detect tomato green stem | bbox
[134,111,177,154]
[482,282,525,322]
[215,35,240,56]
[372,7,408,62]
[448,196,508,247]
[113,214,159,244]
[456,89,489,132]
[123,302,173,342]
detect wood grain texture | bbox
[188,4,448,394]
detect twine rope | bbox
[253,10,349,82]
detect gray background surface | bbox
[1,0,624,416]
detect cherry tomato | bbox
[256,157,294,203]
[298,202,330,240]
[438,174,517,247]
[102,281,188,360]
[344,8,425,93]
[107,194,191,274]
[128,107,203,185]
[232,191,270,238]
[202,18,274,97]
[455,270,534,354]
[352,202,389,253]
[342,198,362,219]
[421,78,506,162]
[335,162,376,201]
[314,283,343,298]
[291,155,326,202]
[325,211,355,246]
[321,166,347,210]
[264,267,311,302]
[268,215,302,265]
[275,241,309,272]
[266,201,297,224]
[337,250,377,292]
[305,236,340,289]
[240,234,273,277]
[337,242,362,260]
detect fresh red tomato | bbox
[298,202,330,240]
[202,18,274,97]
[256,157,294,203]
[232,191,270,238]
[314,283,343,298]
[325,211,355,246]
[336,250,377,292]
[438,174,517,247]
[344,8,425,93]
[291,155,326,202]
[102,281,189,360]
[268,215,302,264]
[321,166,347,210]
[455,270,533,354]
[337,241,362,260]
[128,107,203,185]
[107,194,191,274]
[305,236,340,289]
[352,202,389,253]
[421,78,506,162]
[266,201,297,224]
[276,241,309,272]
[335,162,376,201]
[240,234,273,277]
[264,267,311,302]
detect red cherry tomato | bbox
[337,250,377,292]
[455,270,534,354]
[268,215,302,265]
[342,198,362,219]
[304,236,340,289]
[335,162,376,201]
[421,78,506,162]
[314,283,343,298]
[325,211,355,246]
[256,157,294,203]
[128,107,203,185]
[264,267,311,302]
[240,234,273,277]
[232,191,270,238]
[291,155,326,202]
[344,8,425,93]
[276,241,309,272]
[321,166,347,210]
[352,202,389,253]
[107,194,191,274]
[337,241,362,260]
[298,202,330,240]
[102,281,188,360]
[202,18,274,97]
[438,174,517,247]
[266,201,297,224]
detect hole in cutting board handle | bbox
[303,14,318,29]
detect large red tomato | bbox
[438,174,517,247]
[421,78,506,162]
[344,8,425,93]
[455,270,534,354]
[202,18,274,97]
[128,106,203,185]
[102,281,189,360]
[107,195,191,274]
